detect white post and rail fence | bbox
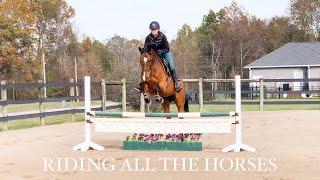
[0,77,319,130]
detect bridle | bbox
[141,53,156,82]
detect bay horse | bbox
[138,47,189,113]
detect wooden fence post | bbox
[198,78,203,112]
[38,80,45,126]
[259,78,264,111]
[74,57,79,102]
[70,79,75,123]
[12,80,15,101]
[121,78,127,112]
[1,80,8,131]
[75,85,79,102]
[101,79,106,111]
[140,93,145,112]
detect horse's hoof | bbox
[159,98,164,104]
[145,98,151,106]
[155,97,164,104]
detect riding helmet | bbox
[149,21,160,30]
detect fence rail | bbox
[0,78,319,130]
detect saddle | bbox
[157,56,171,76]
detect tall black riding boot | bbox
[171,70,182,92]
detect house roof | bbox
[245,42,320,68]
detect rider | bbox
[137,21,181,92]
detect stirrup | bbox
[175,84,182,92]
[175,87,182,92]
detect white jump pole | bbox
[73,76,104,151]
[222,75,256,152]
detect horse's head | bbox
[138,47,157,81]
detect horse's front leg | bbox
[143,93,151,106]
[142,83,152,106]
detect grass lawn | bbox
[6,100,102,113]
[2,113,84,131]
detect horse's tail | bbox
[184,95,189,112]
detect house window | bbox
[283,84,289,91]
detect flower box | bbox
[123,141,202,151]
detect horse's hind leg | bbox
[176,99,185,112]
[161,100,170,113]
[161,99,171,119]
[174,85,186,113]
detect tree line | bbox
[0,0,319,84]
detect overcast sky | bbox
[65,0,291,41]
